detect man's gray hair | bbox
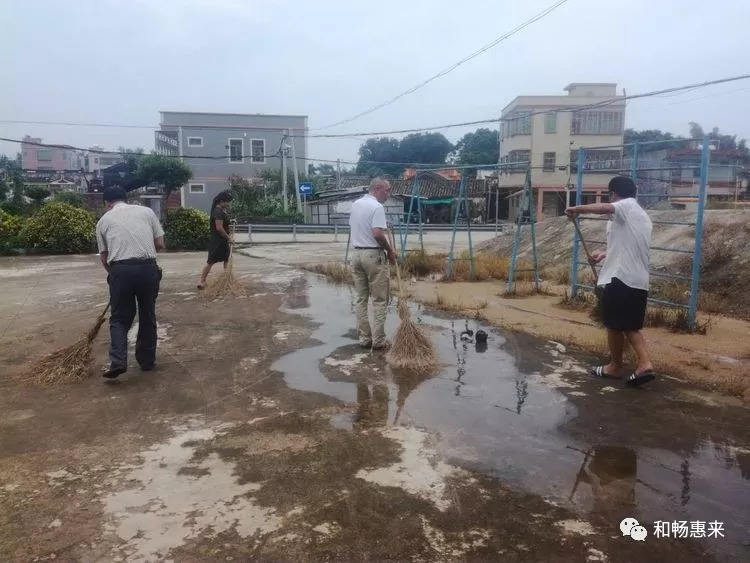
[369,177,390,191]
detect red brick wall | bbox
[165,190,181,210]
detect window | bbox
[570,149,622,171]
[37,149,52,161]
[544,112,557,134]
[506,111,531,136]
[189,183,205,194]
[571,111,623,135]
[187,137,203,147]
[543,152,556,171]
[505,149,531,171]
[251,139,265,163]
[228,139,243,162]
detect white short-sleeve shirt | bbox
[597,198,652,290]
[349,194,387,247]
[96,202,165,263]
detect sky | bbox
[2,0,749,166]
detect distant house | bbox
[499,83,626,221]
[155,111,309,213]
[637,141,748,200]
[21,136,84,172]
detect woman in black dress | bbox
[197,191,233,289]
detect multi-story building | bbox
[85,146,125,174]
[498,83,626,220]
[155,111,309,212]
[21,136,84,172]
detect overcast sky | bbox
[2,0,749,165]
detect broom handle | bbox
[389,227,404,295]
[573,218,599,284]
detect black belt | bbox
[354,246,382,250]
[111,258,157,265]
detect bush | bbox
[20,202,96,254]
[54,191,86,208]
[163,207,209,250]
[0,208,22,254]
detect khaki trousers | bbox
[352,249,390,346]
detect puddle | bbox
[273,274,750,559]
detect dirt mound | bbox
[478,209,750,318]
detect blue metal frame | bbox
[569,148,585,297]
[569,137,710,329]
[507,168,540,292]
[687,137,710,326]
[445,175,474,280]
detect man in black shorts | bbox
[565,176,655,387]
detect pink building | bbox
[21,136,83,172]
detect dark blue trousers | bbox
[108,261,161,370]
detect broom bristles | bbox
[20,304,109,386]
[203,255,246,298]
[387,296,439,375]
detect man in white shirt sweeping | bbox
[348,177,397,350]
[96,186,165,379]
[565,176,655,387]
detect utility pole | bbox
[281,134,289,212]
[336,158,341,189]
[289,131,302,214]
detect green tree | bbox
[398,132,453,166]
[0,155,25,203]
[356,133,454,177]
[135,154,193,196]
[24,185,51,205]
[451,128,499,165]
[54,191,85,208]
[357,137,401,176]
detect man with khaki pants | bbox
[349,178,397,349]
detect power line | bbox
[3,74,749,141]
[314,0,573,131]
[298,73,750,138]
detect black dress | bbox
[207,206,230,264]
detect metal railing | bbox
[235,222,512,238]
[570,137,711,330]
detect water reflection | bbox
[275,275,750,559]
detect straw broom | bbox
[204,219,246,298]
[572,217,604,319]
[385,228,439,374]
[21,303,110,386]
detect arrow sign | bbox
[299,182,313,195]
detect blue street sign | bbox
[299,182,313,195]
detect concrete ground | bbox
[1,248,749,562]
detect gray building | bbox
[155,111,309,212]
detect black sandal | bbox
[589,365,617,378]
[625,370,656,387]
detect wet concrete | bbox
[275,273,750,561]
[1,252,749,562]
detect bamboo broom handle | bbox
[389,226,404,295]
[572,218,599,284]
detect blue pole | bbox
[464,177,475,280]
[569,147,585,298]
[506,181,523,293]
[402,178,417,260]
[687,136,710,329]
[446,176,464,280]
[526,170,540,289]
[416,178,425,252]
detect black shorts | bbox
[601,277,648,331]
[207,235,230,265]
